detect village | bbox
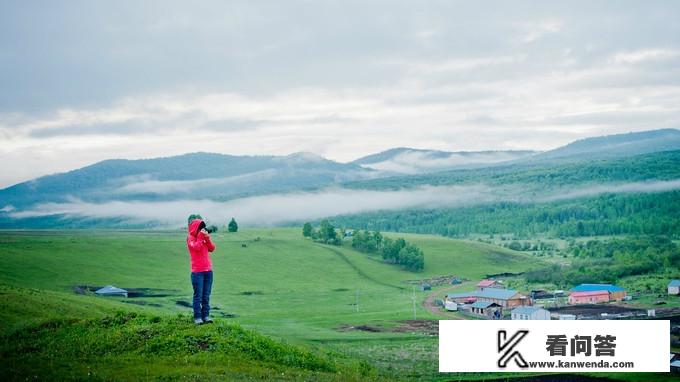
[438,278,680,320]
[436,278,680,372]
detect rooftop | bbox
[669,280,680,287]
[571,284,625,293]
[512,306,547,315]
[95,285,128,294]
[476,279,498,287]
[471,301,499,309]
[448,288,520,300]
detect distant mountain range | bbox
[0,152,374,210]
[531,128,680,161]
[1,128,679,228]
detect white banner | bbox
[439,320,669,372]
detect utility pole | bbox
[355,289,359,313]
[412,285,417,320]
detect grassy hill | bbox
[0,286,376,381]
[0,228,544,380]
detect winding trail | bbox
[316,245,405,290]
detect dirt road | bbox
[422,282,471,319]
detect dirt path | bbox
[422,282,471,319]
[317,245,405,290]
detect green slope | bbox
[0,228,545,380]
[0,285,377,381]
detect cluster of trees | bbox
[329,191,680,239]
[525,236,680,286]
[302,220,341,245]
[351,230,424,271]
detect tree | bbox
[228,218,238,232]
[318,220,338,244]
[302,222,313,237]
[398,244,424,271]
[381,237,406,263]
[187,214,203,224]
[207,225,218,233]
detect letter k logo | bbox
[498,330,529,368]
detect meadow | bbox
[0,228,542,380]
[0,229,673,381]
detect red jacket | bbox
[187,219,216,272]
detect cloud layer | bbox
[9,180,680,227]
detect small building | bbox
[530,289,554,300]
[570,284,626,301]
[444,300,458,311]
[450,278,462,285]
[470,301,502,318]
[446,288,531,308]
[668,280,680,295]
[420,283,432,291]
[511,306,551,320]
[95,285,128,298]
[568,290,609,305]
[476,279,503,291]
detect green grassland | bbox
[0,229,673,381]
[0,228,543,380]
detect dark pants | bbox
[191,271,213,319]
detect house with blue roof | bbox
[94,285,128,298]
[570,283,627,302]
[668,280,680,295]
[511,306,550,320]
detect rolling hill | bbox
[0,151,374,209]
[532,128,680,161]
[1,128,679,229]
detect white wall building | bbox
[511,306,550,320]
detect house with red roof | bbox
[568,290,610,304]
[476,279,503,291]
[567,284,627,304]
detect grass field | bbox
[0,228,672,381]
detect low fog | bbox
[8,179,680,227]
[361,150,535,174]
[114,170,279,195]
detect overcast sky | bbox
[1,1,680,188]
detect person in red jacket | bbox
[187,218,216,324]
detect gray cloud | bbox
[1,1,680,187]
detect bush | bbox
[228,218,238,233]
